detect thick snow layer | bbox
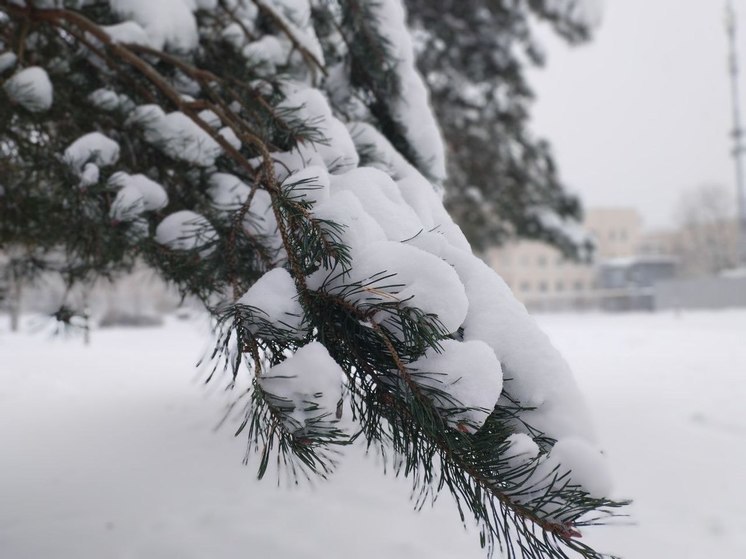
[109,183,145,222]
[0,52,18,74]
[310,190,387,251]
[242,189,284,258]
[101,20,152,47]
[2,311,744,558]
[278,83,359,172]
[322,240,469,335]
[258,341,344,432]
[237,267,303,333]
[109,0,206,52]
[407,232,596,445]
[365,0,446,183]
[3,66,53,112]
[207,173,252,211]
[155,210,218,252]
[63,132,120,173]
[282,165,330,206]
[109,172,168,211]
[330,167,423,243]
[408,339,502,431]
[127,105,222,167]
[536,437,612,499]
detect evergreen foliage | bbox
[0,1,625,558]
[404,0,597,256]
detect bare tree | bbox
[674,184,740,276]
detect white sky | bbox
[528,0,745,229]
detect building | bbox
[487,208,644,310]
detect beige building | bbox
[487,208,644,308]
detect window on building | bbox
[537,255,547,267]
[609,230,617,241]
[620,229,627,241]
[555,281,565,292]
[539,281,548,293]
[574,280,584,291]
[520,281,531,292]
[520,255,530,267]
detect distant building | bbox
[487,207,646,310]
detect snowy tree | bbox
[0,1,625,557]
[405,0,600,256]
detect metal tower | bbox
[725,0,746,264]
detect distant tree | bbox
[1,2,624,557]
[404,0,599,257]
[674,184,740,276]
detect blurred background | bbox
[1,1,745,558]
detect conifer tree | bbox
[0,1,625,557]
[405,0,599,256]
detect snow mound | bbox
[3,66,53,112]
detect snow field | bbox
[1,310,744,558]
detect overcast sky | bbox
[528,0,745,230]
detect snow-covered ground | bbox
[1,310,745,558]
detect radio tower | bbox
[726,0,746,264]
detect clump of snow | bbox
[255,0,325,79]
[79,163,100,188]
[406,234,597,444]
[88,88,133,112]
[534,437,612,500]
[503,433,541,465]
[408,339,502,431]
[207,173,252,211]
[242,189,285,259]
[322,240,468,335]
[155,210,218,253]
[365,0,446,183]
[0,52,17,74]
[258,341,344,434]
[310,190,387,252]
[110,184,146,222]
[347,121,417,181]
[329,167,423,243]
[3,66,53,113]
[110,0,200,52]
[109,172,168,218]
[101,21,153,47]
[63,132,120,174]
[218,126,241,150]
[127,105,222,167]
[278,83,359,173]
[283,165,330,206]
[237,267,304,333]
[243,36,290,71]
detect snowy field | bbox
[1,310,745,558]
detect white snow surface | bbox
[2,311,745,558]
[365,0,446,183]
[207,173,252,211]
[63,132,120,173]
[0,52,18,74]
[127,105,222,167]
[237,267,303,333]
[258,341,344,433]
[408,339,503,431]
[109,0,211,52]
[109,172,168,211]
[3,66,53,112]
[155,210,218,252]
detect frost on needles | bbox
[0,1,627,558]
